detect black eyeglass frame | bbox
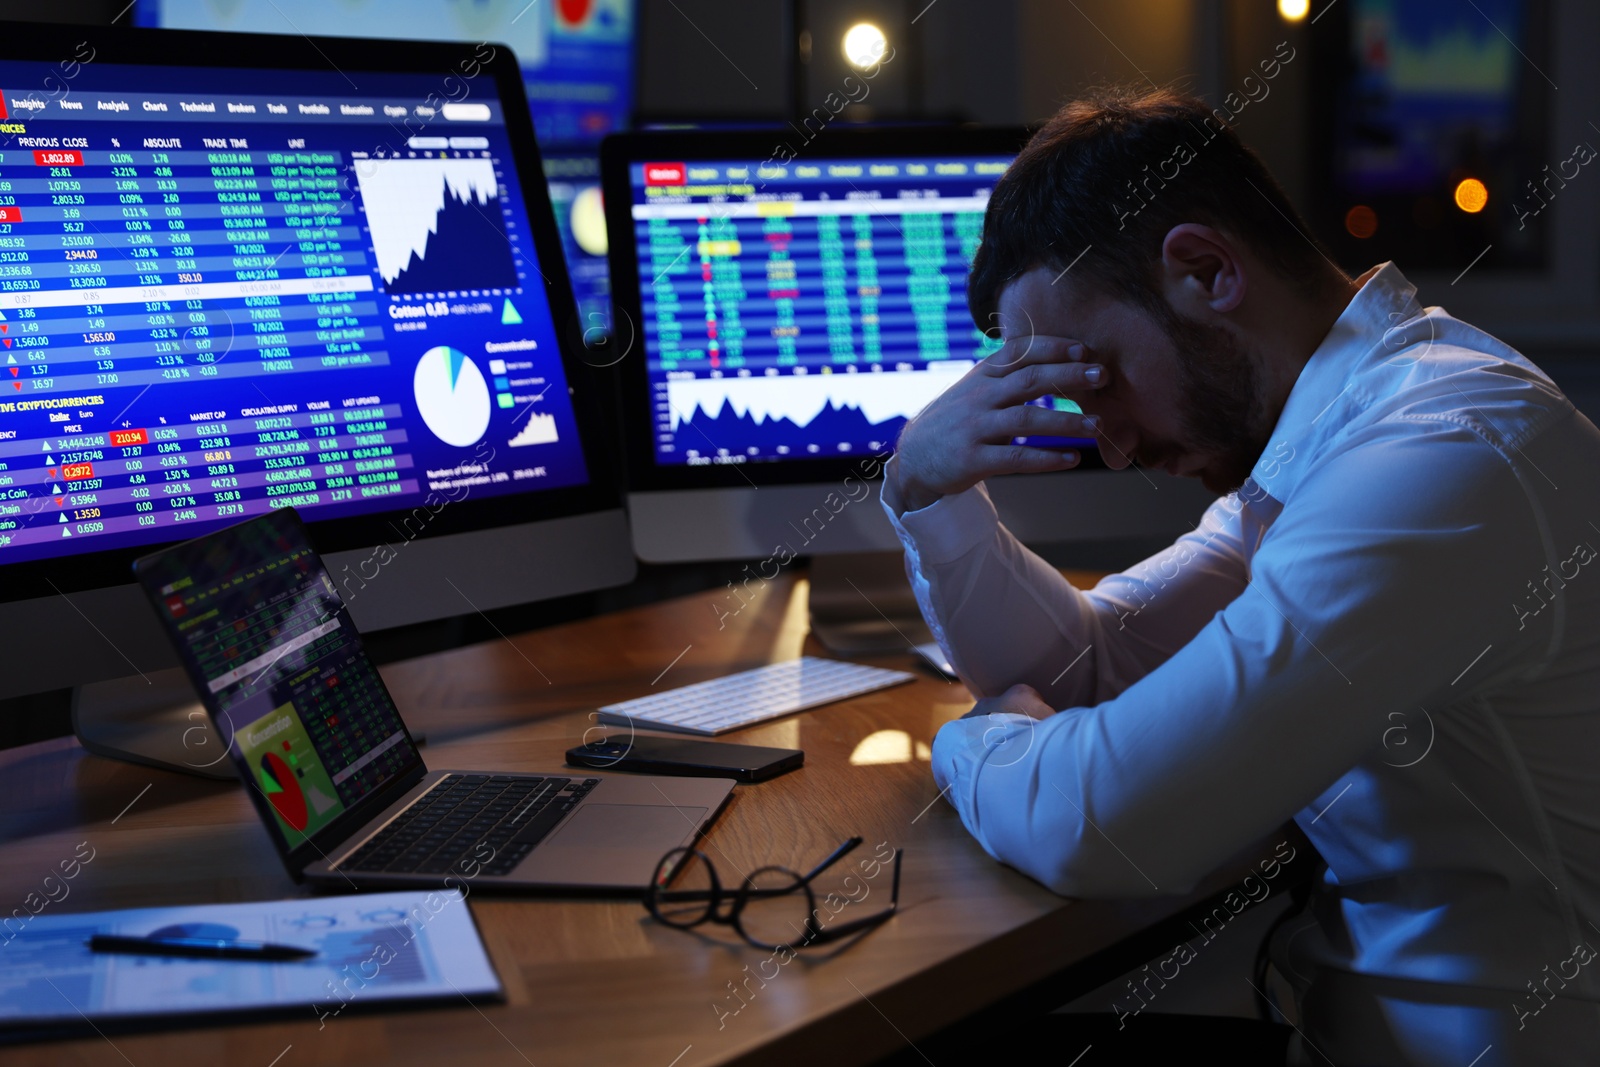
[644,836,903,952]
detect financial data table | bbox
[0,146,406,549]
[625,157,1009,464]
[0,63,589,567]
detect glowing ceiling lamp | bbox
[842,22,888,70]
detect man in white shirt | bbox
[882,89,1600,1066]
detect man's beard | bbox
[1157,306,1270,495]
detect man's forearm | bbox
[882,465,1106,706]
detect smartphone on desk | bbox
[567,735,803,783]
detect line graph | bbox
[665,365,970,455]
[355,158,519,294]
[666,365,969,431]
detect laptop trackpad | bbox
[544,804,705,852]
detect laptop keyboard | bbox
[341,773,600,877]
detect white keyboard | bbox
[597,657,916,736]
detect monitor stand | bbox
[71,667,236,780]
[807,551,932,656]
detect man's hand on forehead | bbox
[887,331,1110,512]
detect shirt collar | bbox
[1243,261,1423,504]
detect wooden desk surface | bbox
[0,568,1239,1066]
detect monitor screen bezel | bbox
[0,22,626,604]
[600,124,1106,493]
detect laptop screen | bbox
[135,508,422,860]
[0,58,591,567]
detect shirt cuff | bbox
[879,457,1001,566]
[930,712,1042,846]
[929,718,972,820]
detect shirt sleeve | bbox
[880,456,1251,709]
[921,424,1546,897]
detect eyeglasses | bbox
[644,836,903,952]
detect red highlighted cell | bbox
[110,428,148,447]
[0,207,22,223]
[62,462,94,480]
[33,149,83,166]
[643,162,686,186]
[0,89,7,120]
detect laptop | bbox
[134,508,734,892]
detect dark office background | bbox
[2,0,1598,748]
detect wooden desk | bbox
[0,569,1268,1066]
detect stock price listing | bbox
[629,156,1015,466]
[0,64,590,565]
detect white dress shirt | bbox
[882,263,1600,1065]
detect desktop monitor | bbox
[137,0,637,330]
[1308,0,1551,273]
[0,22,634,771]
[600,128,1213,555]
[600,127,1212,649]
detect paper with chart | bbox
[0,890,501,1028]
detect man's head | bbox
[970,88,1351,494]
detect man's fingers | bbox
[986,403,1098,439]
[896,335,1099,502]
[962,682,1053,721]
[980,335,1084,375]
[976,443,1081,478]
[992,360,1108,404]
[1002,682,1055,721]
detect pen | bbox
[87,934,317,961]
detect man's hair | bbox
[969,87,1343,331]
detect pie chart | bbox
[260,751,309,832]
[413,345,491,447]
